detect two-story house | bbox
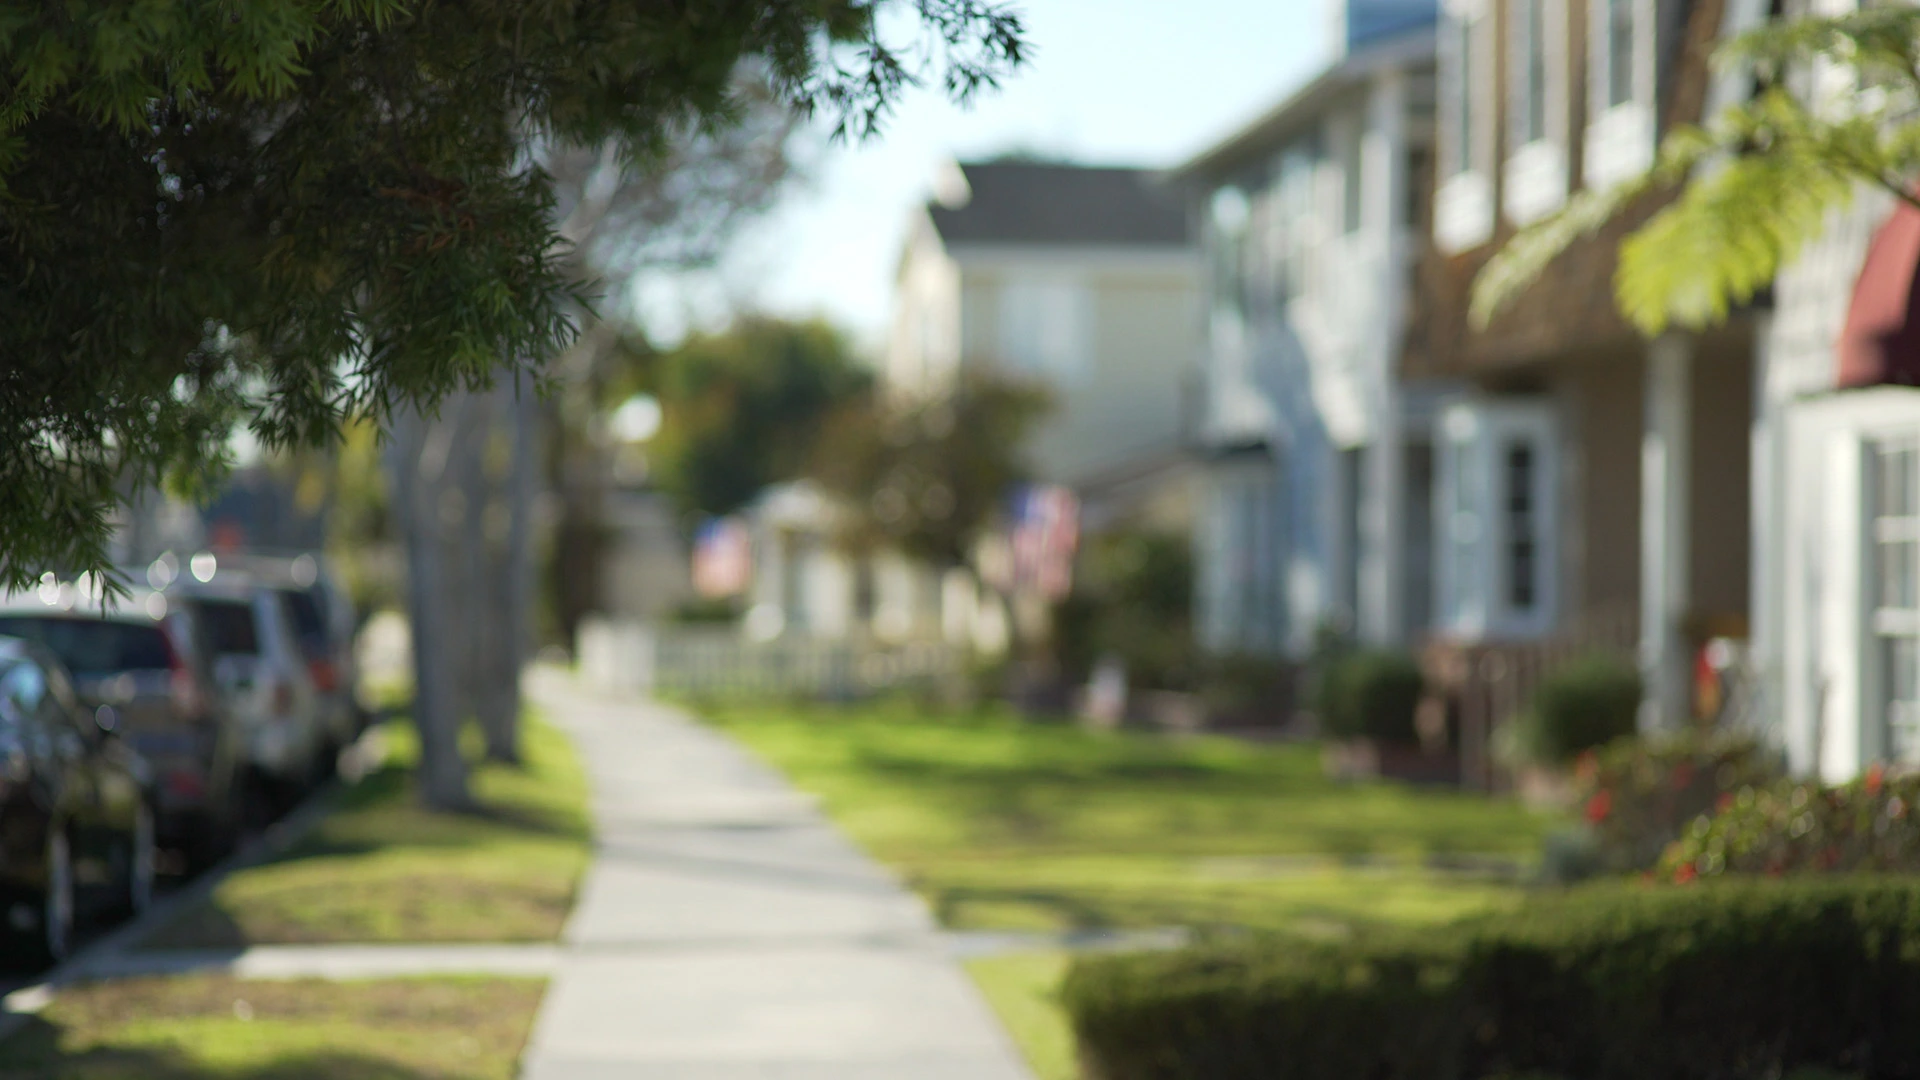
[1421,0,1756,775]
[1750,0,1920,781]
[1179,1,1443,661]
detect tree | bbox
[1472,6,1920,335]
[0,0,1024,583]
[806,371,1051,567]
[640,317,873,522]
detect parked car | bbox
[0,636,158,967]
[0,581,247,870]
[224,552,364,754]
[169,564,327,805]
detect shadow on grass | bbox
[0,1015,473,1080]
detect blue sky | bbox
[635,0,1330,350]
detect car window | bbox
[0,617,173,675]
[194,600,260,656]
[280,590,329,652]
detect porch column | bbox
[1641,334,1693,731]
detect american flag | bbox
[1010,484,1080,600]
[692,516,753,598]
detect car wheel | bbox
[124,801,157,916]
[39,828,75,965]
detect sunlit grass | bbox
[704,699,1553,935]
[143,713,590,947]
[966,951,1077,1080]
[0,974,544,1079]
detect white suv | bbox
[169,564,324,803]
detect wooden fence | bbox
[577,618,965,700]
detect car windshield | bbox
[194,600,260,656]
[0,616,171,675]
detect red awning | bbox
[1839,197,1920,388]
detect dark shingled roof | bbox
[926,162,1189,249]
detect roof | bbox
[1839,198,1920,390]
[1175,27,1436,182]
[925,162,1189,249]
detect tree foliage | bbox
[636,317,871,520]
[1472,7,1920,335]
[0,0,1023,583]
[806,371,1051,566]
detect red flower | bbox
[1716,792,1736,813]
[1585,789,1613,824]
[1674,863,1698,884]
[1867,764,1886,796]
[1671,762,1695,791]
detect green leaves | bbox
[1471,7,1920,337]
[0,1,1024,583]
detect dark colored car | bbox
[0,585,247,868]
[0,637,157,968]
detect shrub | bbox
[1317,650,1423,744]
[1660,768,1920,883]
[1509,655,1642,766]
[1065,878,1920,1080]
[1198,653,1294,727]
[1574,731,1783,875]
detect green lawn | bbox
[705,700,1553,935]
[703,699,1557,1080]
[143,713,590,948]
[0,975,545,1079]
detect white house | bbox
[1751,2,1920,781]
[1178,3,1442,658]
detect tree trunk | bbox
[389,403,473,811]
[475,375,538,764]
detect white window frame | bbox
[1585,0,1657,190]
[1867,435,1920,765]
[1435,0,1496,252]
[1503,0,1570,225]
[1434,397,1559,641]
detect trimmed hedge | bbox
[1064,878,1920,1080]
[1516,654,1642,766]
[1317,650,1424,744]
[1576,732,1783,874]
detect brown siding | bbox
[1562,353,1644,627]
[1688,331,1754,635]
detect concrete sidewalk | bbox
[518,672,1035,1080]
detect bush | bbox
[1516,655,1642,766]
[1575,731,1782,875]
[1316,650,1423,744]
[1065,878,1920,1080]
[1197,653,1294,727]
[1660,768,1920,883]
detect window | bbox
[1503,441,1538,609]
[1601,0,1637,110]
[1870,438,1920,763]
[1208,186,1250,316]
[1510,0,1549,146]
[1435,399,1556,639]
[998,276,1091,382]
[0,617,173,674]
[192,601,261,657]
[1341,121,1365,234]
[1444,14,1478,176]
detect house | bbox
[1177,1,1442,660]
[1752,0,1920,780]
[871,159,1203,639]
[888,159,1201,504]
[1420,0,1756,773]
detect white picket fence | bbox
[576,618,964,699]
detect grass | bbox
[702,699,1559,1080]
[0,974,545,1079]
[703,699,1554,936]
[143,713,590,948]
[967,952,1077,1080]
